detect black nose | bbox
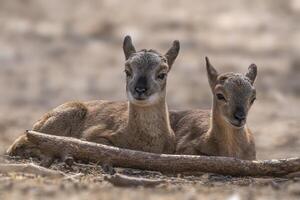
[234,111,246,122]
[135,87,147,95]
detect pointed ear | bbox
[165,40,180,70]
[205,57,218,89]
[123,35,136,60]
[246,64,257,85]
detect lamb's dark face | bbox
[125,51,169,106]
[213,73,256,128]
[205,57,257,128]
[122,36,180,107]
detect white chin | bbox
[223,117,245,129]
[128,93,160,107]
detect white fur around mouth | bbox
[127,92,160,106]
[230,123,245,129]
[224,117,245,129]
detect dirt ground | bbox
[0,0,299,199]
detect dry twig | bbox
[0,163,64,178]
[24,131,300,177]
[104,173,165,187]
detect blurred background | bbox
[0,0,299,160]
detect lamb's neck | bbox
[127,99,172,136]
[207,101,247,156]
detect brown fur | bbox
[81,100,175,153]
[170,109,256,159]
[171,57,257,160]
[7,36,180,155]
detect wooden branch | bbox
[104,173,165,187]
[0,163,65,178]
[286,171,300,178]
[26,130,300,177]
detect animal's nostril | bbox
[234,112,246,121]
[135,87,147,94]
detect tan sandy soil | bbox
[0,0,299,199]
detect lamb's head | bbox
[123,36,180,107]
[206,57,257,128]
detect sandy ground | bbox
[0,0,299,199]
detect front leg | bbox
[6,133,39,157]
[81,125,115,146]
[7,133,56,167]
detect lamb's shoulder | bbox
[170,109,210,140]
[81,100,129,144]
[83,100,128,127]
[169,109,212,155]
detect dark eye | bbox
[250,97,256,104]
[157,73,167,80]
[124,70,132,78]
[216,93,226,101]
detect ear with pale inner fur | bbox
[165,40,180,70]
[205,57,219,89]
[246,64,257,85]
[123,35,136,60]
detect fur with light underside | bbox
[7,36,180,156]
[171,57,257,160]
